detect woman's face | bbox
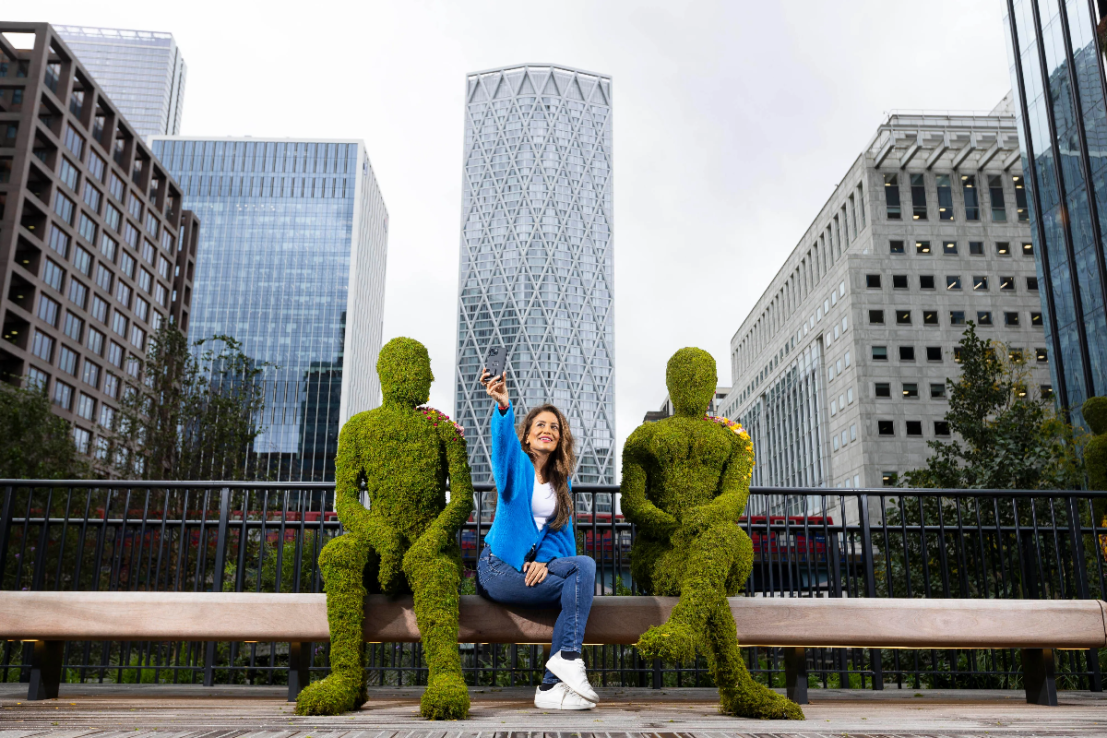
[526,411,561,456]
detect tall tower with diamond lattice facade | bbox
[454,64,615,492]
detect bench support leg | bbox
[783,646,808,705]
[288,642,311,702]
[1022,648,1057,706]
[28,640,63,701]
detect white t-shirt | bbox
[532,472,557,531]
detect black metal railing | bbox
[2,480,1106,692]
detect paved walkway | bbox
[2,684,1107,737]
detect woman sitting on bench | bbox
[476,368,599,711]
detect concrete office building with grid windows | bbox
[0,23,197,457]
[151,136,388,482]
[719,103,1045,524]
[54,25,186,141]
[453,64,616,496]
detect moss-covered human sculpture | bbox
[1084,397,1107,557]
[620,347,804,720]
[295,337,474,719]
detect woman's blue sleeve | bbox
[490,402,522,502]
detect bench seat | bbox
[3,592,1103,706]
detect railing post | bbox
[0,486,13,584]
[1066,495,1101,691]
[858,493,883,690]
[204,487,231,688]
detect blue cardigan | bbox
[484,402,577,571]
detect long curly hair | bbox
[519,403,575,530]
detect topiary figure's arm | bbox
[683,432,753,535]
[620,428,678,535]
[405,413,474,571]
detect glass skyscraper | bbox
[151,138,388,480]
[55,25,187,140]
[1003,1,1107,424]
[454,64,616,489]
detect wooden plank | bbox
[1,592,1104,649]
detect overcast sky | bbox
[19,0,1014,463]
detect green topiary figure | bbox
[295,337,474,719]
[1084,397,1107,558]
[620,347,804,720]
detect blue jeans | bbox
[476,545,596,684]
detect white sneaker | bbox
[534,682,596,710]
[544,651,599,703]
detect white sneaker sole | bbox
[534,695,596,710]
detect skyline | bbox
[5,1,1016,459]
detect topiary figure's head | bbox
[378,337,433,407]
[1085,397,1107,435]
[666,347,717,418]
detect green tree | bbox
[903,322,1083,490]
[0,381,88,479]
[104,326,270,480]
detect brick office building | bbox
[0,22,197,457]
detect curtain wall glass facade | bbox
[454,64,616,488]
[151,138,388,481]
[1004,0,1107,424]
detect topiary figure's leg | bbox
[705,599,804,720]
[295,533,370,716]
[408,550,469,720]
[637,522,742,665]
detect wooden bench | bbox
[2,592,1103,707]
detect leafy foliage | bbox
[295,337,474,719]
[103,326,269,480]
[903,323,1083,490]
[621,347,803,720]
[0,381,88,479]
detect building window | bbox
[32,330,54,362]
[77,393,95,421]
[58,346,78,375]
[82,360,99,389]
[920,275,935,289]
[950,310,966,325]
[906,420,923,436]
[973,275,989,291]
[946,276,962,291]
[969,241,984,256]
[109,173,124,202]
[1027,276,1039,291]
[1036,347,1048,363]
[988,174,1006,221]
[64,125,85,159]
[978,311,993,326]
[73,247,91,276]
[923,310,939,325]
[72,426,90,454]
[124,223,139,248]
[115,281,132,308]
[37,294,60,327]
[25,366,48,391]
[899,346,915,361]
[916,240,931,255]
[68,280,88,310]
[119,252,135,279]
[954,347,963,362]
[112,311,128,337]
[86,327,104,356]
[83,183,102,213]
[936,173,954,220]
[878,420,895,436]
[892,274,908,289]
[872,346,888,361]
[78,213,96,243]
[997,242,1011,256]
[869,309,885,324]
[53,380,73,411]
[831,399,838,416]
[999,276,1015,291]
[866,274,882,288]
[844,350,851,367]
[48,225,71,258]
[833,435,840,451]
[943,241,958,256]
[875,382,891,397]
[95,264,113,292]
[882,472,897,487]
[1005,312,1020,327]
[931,383,947,399]
[1022,242,1034,257]
[896,310,911,324]
[1014,175,1029,221]
[1031,312,1043,327]
[847,387,854,404]
[1041,385,1054,399]
[884,174,901,220]
[910,173,927,220]
[138,270,153,293]
[100,234,118,262]
[63,311,82,341]
[91,295,108,324]
[104,372,119,399]
[59,158,79,190]
[962,174,980,220]
[890,239,905,254]
[130,325,146,350]
[107,342,123,368]
[903,383,919,399]
[127,192,143,220]
[934,421,951,436]
[926,346,942,361]
[99,404,115,429]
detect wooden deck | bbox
[2,684,1107,737]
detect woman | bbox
[476,368,599,711]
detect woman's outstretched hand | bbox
[480,368,509,410]
[523,560,548,586]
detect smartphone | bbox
[485,347,506,382]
